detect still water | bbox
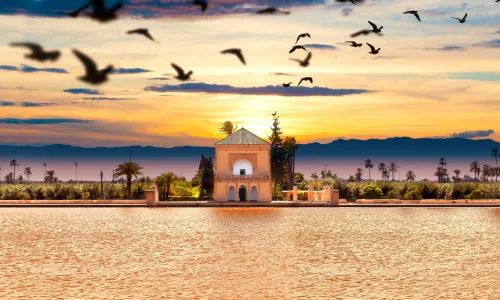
[1,208,500,299]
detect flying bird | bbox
[58,3,91,17]
[193,0,208,12]
[171,63,193,81]
[350,29,372,38]
[282,82,292,87]
[10,42,61,62]
[72,49,113,85]
[368,21,383,33]
[221,48,246,65]
[290,52,312,67]
[256,7,290,15]
[127,28,156,42]
[335,0,364,5]
[296,33,311,45]
[289,45,308,53]
[366,43,380,55]
[346,41,362,47]
[403,10,421,22]
[451,13,467,23]
[88,0,123,23]
[298,77,313,86]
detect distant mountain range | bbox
[0,137,498,160]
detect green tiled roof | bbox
[215,128,270,145]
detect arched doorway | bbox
[250,186,258,201]
[238,185,247,201]
[228,186,236,201]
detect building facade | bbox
[214,128,272,202]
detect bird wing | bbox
[308,78,313,83]
[10,42,43,54]
[89,0,105,12]
[414,12,421,22]
[368,21,377,30]
[366,43,375,51]
[300,46,307,51]
[289,46,297,53]
[143,30,155,41]
[295,35,301,44]
[235,51,246,65]
[73,49,98,75]
[100,65,114,75]
[256,7,275,14]
[171,63,185,76]
[127,28,140,34]
[304,52,312,63]
[464,13,467,20]
[451,17,460,20]
[350,30,369,38]
[306,33,310,37]
[345,41,355,45]
[298,78,304,85]
[75,3,91,13]
[349,0,358,6]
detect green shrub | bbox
[466,189,486,200]
[385,190,400,199]
[404,189,423,200]
[360,183,383,199]
[297,191,305,200]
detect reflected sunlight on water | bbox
[0,208,499,299]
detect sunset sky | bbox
[1,0,500,147]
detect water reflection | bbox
[0,208,499,299]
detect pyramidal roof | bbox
[215,128,270,145]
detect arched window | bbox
[250,186,258,201]
[233,159,253,176]
[228,186,236,201]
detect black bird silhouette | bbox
[10,42,61,62]
[221,48,246,65]
[73,49,113,85]
[290,52,312,67]
[58,3,91,18]
[368,21,383,33]
[298,77,313,85]
[335,0,364,5]
[366,43,380,55]
[451,13,467,23]
[127,28,156,42]
[193,0,208,12]
[289,45,308,53]
[346,41,362,47]
[88,0,123,23]
[403,10,421,22]
[350,29,371,38]
[282,82,292,87]
[171,63,192,81]
[256,7,290,15]
[296,33,311,45]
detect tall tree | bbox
[438,157,447,169]
[155,172,178,200]
[469,160,481,180]
[198,155,215,199]
[378,162,387,180]
[388,162,399,181]
[283,136,298,189]
[44,170,58,183]
[311,171,319,182]
[17,175,24,184]
[269,111,285,196]
[406,170,416,182]
[10,159,18,184]
[218,121,238,136]
[492,148,499,166]
[364,159,374,180]
[5,172,14,184]
[114,162,144,199]
[24,167,32,182]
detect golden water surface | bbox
[1,207,500,299]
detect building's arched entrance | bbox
[228,186,236,201]
[250,186,258,201]
[238,185,247,201]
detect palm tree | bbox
[5,172,14,184]
[44,170,58,183]
[24,167,32,182]
[382,169,390,181]
[114,162,144,199]
[492,149,499,166]
[364,159,374,180]
[159,172,177,200]
[17,175,24,184]
[311,171,319,182]
[388,162,399,181]
[469,160,481,180]
[378,162,386,180]
[453,169,461,183]
[406,170,416,182]
[10,159,18,184]
[355,168,363,182]
[74,162,78,184]
[438,157,447,169]
[218,121,238,136]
